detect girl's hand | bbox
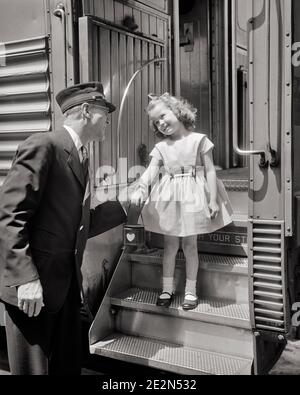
[209,200,220,219]
[131,188,145,206]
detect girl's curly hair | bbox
[146,92,197,139]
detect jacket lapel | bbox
[59,129,86,189]
[67,147,85,189]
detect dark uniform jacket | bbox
[0,129,126,313]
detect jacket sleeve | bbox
[88,200,127,238]
[0,134,53,287]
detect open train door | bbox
[77,13,170,316]
[232,0,292,374]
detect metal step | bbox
[149,219,248,257]
[111,288,250,330]
[128,251,249,303]
[128,250,248,274]
[197,216,248,256]
[90,333,253,375]
[113,308,252,358]
[217,171,249,225]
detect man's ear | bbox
[81,102,91,119]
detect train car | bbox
[0,0,299,375]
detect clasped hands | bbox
[130,186,147,206]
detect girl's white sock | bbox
[161,277,174,299]
[185,279,197,300]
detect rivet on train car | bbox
[287,179,291,183]
[287,227,291,233]
[110,308,117,316]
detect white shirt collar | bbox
[64,125,84,152]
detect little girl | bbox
[131,93,233,310]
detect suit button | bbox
[79,226,84,231]
[75,249,78,255]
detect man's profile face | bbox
[89,105,110,142]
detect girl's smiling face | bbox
[148,103,181,137]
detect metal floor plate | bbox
[128,250,248,274]
[111,288,250,329]
[91,333,252,375]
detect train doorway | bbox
[88,0,292,375]
[88,0,254,375]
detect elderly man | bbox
[0,82,126,375]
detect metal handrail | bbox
[266,0,280,167]
[231,0,268,168]
[116,57,167,177]
[53,3,67,87]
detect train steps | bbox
[201,170,248,257]
[90,334,253,375]
[129,250,249,303]
[149,216,248,257]
[89,249,253,375]
[89,170,251,375]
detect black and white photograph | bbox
[0,0,300,378]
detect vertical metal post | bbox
[53,3,67,87]
[231,0,267,166]
[283,0,292,236]
[223,0,230,168]
[173,0,181,96]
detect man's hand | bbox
[17,279,44,318]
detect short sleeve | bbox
[200,136,214,155]
[149,146,163,161]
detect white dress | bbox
[140,132,233,237]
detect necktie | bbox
[81,146,89,182]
